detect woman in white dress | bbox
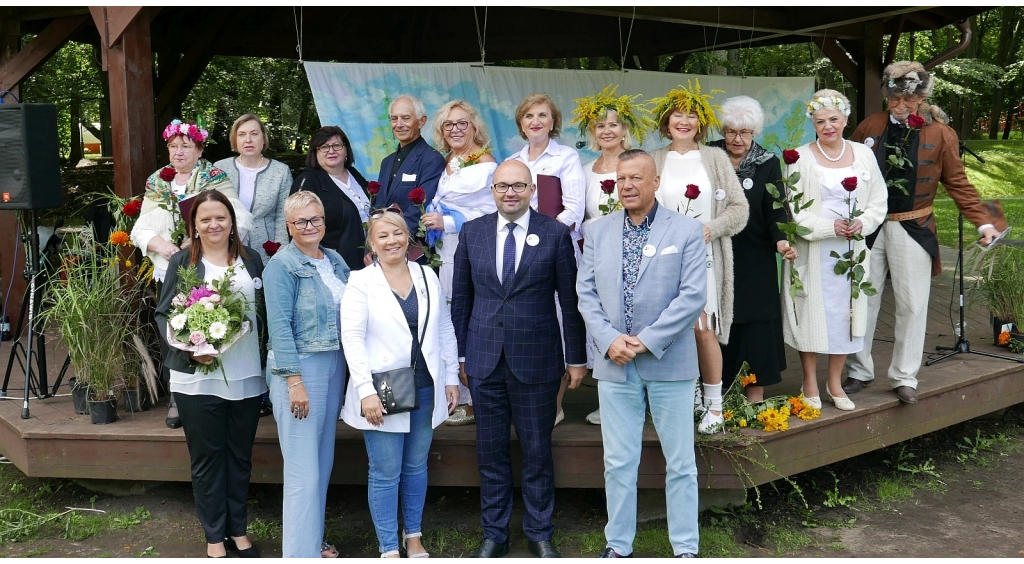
[571,85,655,425]
[420,100,497,426]
[648,82,749,434]
[782,89,887,412]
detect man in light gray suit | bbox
[576,149,706,558]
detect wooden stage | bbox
[1,247,1022,490]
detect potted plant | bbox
[969,243,1024,346]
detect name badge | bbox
[642,244,656,258]
[715,189,726,201]
[402,173,417,182]
[526,234,540,246]
[742,178,753,190]
[864,137,875,149]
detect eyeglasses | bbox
[168,144,195,154]
[442,120,470,132]
[723,130,754,140]
[491,182,530,194]
[317,143,345,154]
[289,216,325,230]
[369,203,403,220]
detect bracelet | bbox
[288,380,304,389]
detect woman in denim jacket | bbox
[264,191,351,558]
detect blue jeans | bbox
[599,363,699,556]
[267,349,346,558]
[362,386,436,553]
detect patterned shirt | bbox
[622,202,658,335]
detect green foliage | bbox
[764,525,814,555]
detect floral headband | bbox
[805,96,851,118]
[571,84,656,146]
[647,78,723,132]
[163,119,209,144]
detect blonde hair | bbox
[365,211,410,254]
[229,114,269,153]
[431,100,491,153]
[807,89,852,118]
[284,190,325,221]
[515,93,562,139]
[584,110,633,152]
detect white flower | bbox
[170,314,187,331]
[204,302,215,311]
[208,322,227,340]
[208,294,220,303]
[198,297,209,305]
[171,294,186,307]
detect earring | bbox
[194,232,199,239]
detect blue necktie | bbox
[502,223,516,293]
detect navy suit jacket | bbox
[374,137,445,234]
[451,211,587,384]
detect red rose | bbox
[684,184,701,200]
[158,166,176,181]
[907,114,926,129]
[600,179,615,194]
[367,181,381,195]
[122,199,142,217]
[782,149,800,165]
[841,177,858,192]
[262,240,281,256]
[408,187,426,205]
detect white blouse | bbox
[581,159,618,236]
[506,139,586,234]
[329,172,371,223]
[236,160,268,212]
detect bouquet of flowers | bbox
[717,362,821,433]
[165,264,252,377]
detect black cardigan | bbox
[290,166,367,271]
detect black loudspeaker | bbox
[0,103,62,210]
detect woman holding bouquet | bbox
[155,189,267,558]
[781,90,887,412]
[132,118,254,429]
[648,82,749,434]
[264,191,351,558]
[419,99,496,426]
[340,209,460,558]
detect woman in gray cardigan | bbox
[215,114,292,265]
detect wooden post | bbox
[104,10,156,198]
[0,11,26,321]
[857,21,885,125]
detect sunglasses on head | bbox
[368,203,403,220]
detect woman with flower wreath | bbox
[648,82,749,434]
[708,96,796,403]
[781,89,887,412]
[570,85,656,425]
[418,99,497,427]
[131,118,254,429]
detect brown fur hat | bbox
[881,61,933,99]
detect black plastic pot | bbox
[71,381,89,415]
[122,389,148,412]
[88,398,118,424]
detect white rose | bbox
[204,302,215,311]
[170,314,187,331]
[208,294,220,303]
[198,297,209,305]
[208,322,227,340]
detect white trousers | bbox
[845,222,933,389]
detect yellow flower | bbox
[797,407,821,421]
[739,419,747,428]
[109,230,131,246]
[125,260,132,267]
[757,407,790,432]
[723,410,733,421]
[740,373,757,387]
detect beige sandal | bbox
[403,532,429,558]
[321,542,339,558]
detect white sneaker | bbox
[697,410,725,435]
[585,409,601,425]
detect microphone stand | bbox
[926,141,1023,366]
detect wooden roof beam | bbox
[813,37,857,85]
[154,12,230,116]
[0,14,87,92]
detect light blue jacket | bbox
[264,242,350,377]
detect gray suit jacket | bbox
[576,206,706,382]
[215,157,292,264]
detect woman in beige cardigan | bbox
[781,90,887,412]
[649,83,749,434]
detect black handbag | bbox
[364,265,430,416]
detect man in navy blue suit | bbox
[374,94,446,236]
[452,159,587,559]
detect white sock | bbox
[703,382,723,413]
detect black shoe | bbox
[529,540,562,558]
[165,402,181,429]
[473,539,510,558]
[224,537,260,558]
[599,547,632,558]
[841,377,866,395]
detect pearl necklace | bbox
[816,138,846,162]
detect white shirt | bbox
[495,209,531,284]
[507,139,586,233]
[328,173,371,223]
[236,159,268,212]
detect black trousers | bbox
[176,392,262,543]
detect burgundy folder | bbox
[536,174,564,219]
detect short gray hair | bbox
[284,190,325,220]
[718,96,765,136]
[389,95,427,120]
[618,148,650,162]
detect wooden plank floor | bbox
[1,247,1022,488]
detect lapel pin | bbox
[715,189,726,201]
[742,178,753,190]
[526,234,540,246]
[865,137,875,148]
[642,244,656,257]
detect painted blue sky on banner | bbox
[305,62,816,176]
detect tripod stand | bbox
[925,142,1022,367]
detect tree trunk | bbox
[587,56,604,71]
[988,8,1018,139]
[1002,112,1015,140]
[69,97,83,164]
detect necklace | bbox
[816,138,846,162]
[238,157,266,172]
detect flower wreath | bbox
[805,95,851,118]
[163,119,209,144]
[647,78,723,134]
[571,84,656,146]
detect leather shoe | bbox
[528,540,561,558]
[841,377,866,394]
[472,539,509,558]
[895,386,918,404]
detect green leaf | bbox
[795,226,812,237]
[829,250,841,259]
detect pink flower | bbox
[189,331,206,345]
[185,285,216,307]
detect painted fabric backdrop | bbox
[305,62,816,176]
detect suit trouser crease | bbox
[176,392,262,544]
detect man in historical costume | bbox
[374,94,446,236]
[576,149,706,558]
[451,160,588,558]
[843,61,1007,404]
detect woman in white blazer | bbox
[340,207,459,558]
